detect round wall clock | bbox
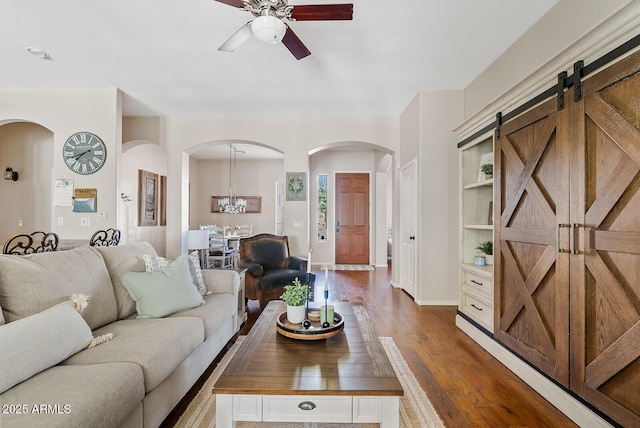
[62,131,107,175]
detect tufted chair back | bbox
[240,234,290,270]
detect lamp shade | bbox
[251,15,286,44]
[187,230,210,250]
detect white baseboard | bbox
[455,315,614,428]
[415,299,458,306]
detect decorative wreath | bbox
[288,174,304,195]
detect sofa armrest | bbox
[288,256,307,271]
[201,269,240,297]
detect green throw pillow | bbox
[120,254,205,318]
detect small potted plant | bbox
[480,163,493,180]
[280,277,312,324]
[475,240,493,265]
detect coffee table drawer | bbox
[263,395,352,423]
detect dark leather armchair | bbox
[239,234,315,309]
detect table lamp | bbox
[187,229,210,269]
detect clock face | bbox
[62,132,107,175]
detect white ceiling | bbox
[1,0,559,119]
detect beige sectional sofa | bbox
[0,241,240,428]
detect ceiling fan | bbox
[215,0,353,60]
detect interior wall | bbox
[193,158,283,234]
[0,88,122,242]
[418,90,464,305]
[0,122,53,244]
[308,149,385,266]
[164,116,399,260]
[463,0,631,119]
[121,141,167,256]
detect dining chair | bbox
[89,228,121,247]
[234,224,253,237]
[2,231,59,255]
[203,225,234,268]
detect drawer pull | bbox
[471,303,483,311]
[298,401,317,411]
[470,279,484,286]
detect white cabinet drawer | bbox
[460,288,493,331]
[263,395,352,423]
[462,269,493,297]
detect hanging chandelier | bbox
[218,144,247,214]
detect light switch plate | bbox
[81,217,90,226]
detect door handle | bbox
[557,224,570,253]
[571,223,581,255]
[409,236,415,240]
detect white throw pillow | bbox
[188,251,208,295]
[121,254,205,319]
[143,253,208,296]
[0,300,93,393]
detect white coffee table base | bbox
[216,394,399,427]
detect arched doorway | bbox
[0,121,54,244]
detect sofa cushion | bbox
[169,292,235,338]
[121,254,205,319]
[0,301,93,394]
[0,246,117,329]
[0,362,144,428]
[62,316,204,392]
[95,241,157,319]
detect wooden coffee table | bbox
[213,301,403,427]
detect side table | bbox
[209,267,247,330]
[236,268,247,327]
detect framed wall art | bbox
[211,196,262,213]
[286,172,306,201]
[139,169,158,226]
[160,175,167,226]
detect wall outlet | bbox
[81,217,90,227]
[293,220,304,228]
[57,217,64,226]
[18,219,23,227]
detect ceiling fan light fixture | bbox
[251,15,286,44]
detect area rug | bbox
[320,264,374,271]
[174,336,445,428]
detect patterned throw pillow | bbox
[188,251,208,295]
[143,253,208,296]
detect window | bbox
[317,174,327,241]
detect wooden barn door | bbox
[495,98,571,386]
[569,52,640,426]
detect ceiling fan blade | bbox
[282,26,311,60]
[213,0,246,8]
[290,4,353,21]
[218,22,253,52]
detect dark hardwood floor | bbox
[163,267,578,427]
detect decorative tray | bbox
[276,311,344,340]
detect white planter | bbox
[486,255,494,265]
[286,305,305,324]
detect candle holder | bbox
[302,272,312,329]
[322,289,330,328]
